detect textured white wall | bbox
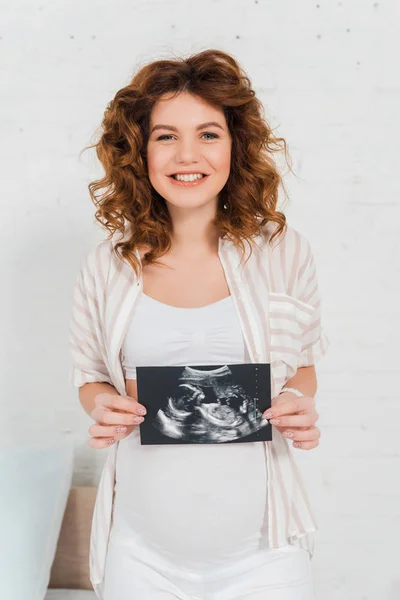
[2,1,399,598]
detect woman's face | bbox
[146,91,232,215]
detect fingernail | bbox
[263,410,273,419]
[283,431,294,438]
[293,442,303,448]
[107,438,116,445]
[270,418,280,425]
[137,407,146,416]
[133,416,144,424]
[115,426,127,433]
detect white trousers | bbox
[103,531,314,600]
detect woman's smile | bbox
[167,173,210,187]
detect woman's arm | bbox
[80,383,146,448]
[281,365,318,398]
[264,365,320,450]
[79,381,120,417]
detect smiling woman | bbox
[146,92,232,208]
[81,48,290,278]
[72,48,329,600]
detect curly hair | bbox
[82,48,292,277]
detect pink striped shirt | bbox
[69,221,330,599]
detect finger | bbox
[282,427,321,442]
[263,395,314,420]
[89,423,136,438]
[269,413,317,428]
[94,409,145,427]
[96,393,147,416]
[292,439,320,450]
[88,436,118,449]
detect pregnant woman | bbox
[69,49,330,600]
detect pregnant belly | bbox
[112,429,268,568]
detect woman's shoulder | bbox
[76,237,120,290]
[259,221,312,255]
[80,238,114,270]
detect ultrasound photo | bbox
[136,363,271,445]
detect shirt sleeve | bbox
[295,237,330,368]
[68,251,113,388]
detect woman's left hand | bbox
[262,392,321,450]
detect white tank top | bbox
[121,292,249,377]
[113,292,269,569]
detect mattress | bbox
[45,591,96,599]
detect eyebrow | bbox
[150,121,224,134]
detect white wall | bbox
[2,1,399,598]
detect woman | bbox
[69,49,329,600]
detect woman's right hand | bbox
[88,392,147,449]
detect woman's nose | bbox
[175,140,201,162]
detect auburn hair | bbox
[82,48,292,277]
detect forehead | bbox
[150,92,226,126]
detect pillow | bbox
[0,438,74,600]
[45,592,97,599]
[49,486,97,590]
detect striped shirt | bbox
[69,221,330,599]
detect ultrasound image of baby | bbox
[154,365,268,443]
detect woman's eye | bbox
[156,132,219,141]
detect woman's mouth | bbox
[167,173,210,187]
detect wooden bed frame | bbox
[49,486,97,591]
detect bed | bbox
[45,486,98,599]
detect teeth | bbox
[173,173,205,182]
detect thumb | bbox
[271,393,286,407]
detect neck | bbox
[168,208,221,259]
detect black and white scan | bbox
[137,363,271,445]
